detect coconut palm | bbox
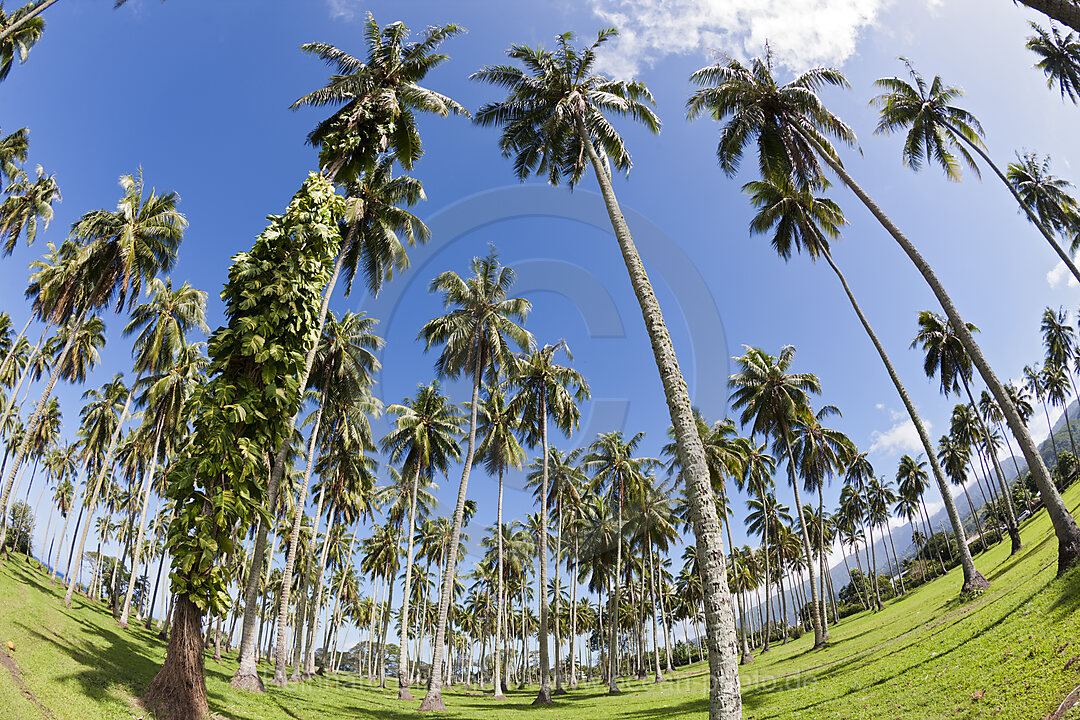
[0,126,28,182]
[1044,363,1078,456]
[118,278,208,627]
[58,171,185,608]
[743,172,985,591]
[1027,22,1080,103]
[473,30,741,715]
[1008,154,1080,248]
[291,15,466,181]
[474,386,525,698]
[0,4,44,80]
[0,165,60,255]
[872,58,1080,283]
[843,454,881,610]
[417,248,531,710]
[895,454,947,575]
[912,311,1023,554]
[508,341,588,703]
[381,380,464,699]
[744,490,790,649]
[729,345,829,648]
[689,50,1076,571]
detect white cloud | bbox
[326,0,358,20]
[1047,256,1080,289]
[868,418,930,456]
[586,0,892,78]
[875,402,884,410]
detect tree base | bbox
[418,688,446,711]
[553,686,568,695]
[229,670,265,693]
[144,596,209,720]
[492,693,507,700]
[961,569,991,593]
[740,653,755,665]
[533,687,553,705]
[1060,532,1080,576]
[653,675,664,684]
[1009,529,1023,556]
[397,687,414,701]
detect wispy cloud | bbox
[585,0,892,79]
[869,418,929,456]
[326,0,359,20]
[1047,254,1080,289]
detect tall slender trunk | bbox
[397,463,423,700]
[805,130,1080,574]
[418,346,483,712]
[66,370,139,607]
[960,482,986,552]
[919,497,948,574]
[534,403,553,705]
[553,497,566,695]
[647,541,664,682]
[816,485,830,641]
[304,510,335,676]
[885,521,906,594]
[577,115,739,719]
[119,423,162,626]
[841,545,867,609]
[1043,398,1061,459]
[761,522,771,652]
[0,315,83,554]
[963,380,1022,553]
[607,492,623,693]
[782,439,823,647]
[0,328,48,442]
[822,250,986,590]
[147,542,167,630]
[494,466,505,699]
[867,524,882,609]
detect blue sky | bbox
[3,0,1080,594]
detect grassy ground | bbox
[1,482,1079,719]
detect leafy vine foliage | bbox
[164,173,343,616]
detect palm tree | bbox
[912,311,1023,554]
[873,58,1080,284]
[473,31,742,716]
[60,170,185,608]
[584,430,655,692]
[1008,155,1080,248]
[866,477,898,596]
[743,172,986,592]
[417,248,531,711]
[291,14,466,181]
[509,341,588,703]
[729,345,828,648]
[1026,363,1061,460]
[744,490,790,649]
[689,51,1077,572]
[896,454,946,575]
[381,380,464,700]
[0,126,28,182]
[0,4,44,80]
[474,385,525,698]
[843,454,881,610]
[1027,23,1080,102]
[0,165,61,255]
[1044,363,1078,456]
[118,278,208,627]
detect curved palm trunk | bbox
[578,119,740,719]
[272,396,323,685]
[608,494,623,693]
[962,380,1022,554]
[1016,0,1080,32]
[66,374,138,607]
[494,467,506,698]
[960,482,986,553]
[885,521,906,594]
[397,464,423,700]
[822,250,986,590]
[946,121,1080,285]
[805,131,1080,575]
[1042,398,1061,459]
[534,404,553,705]
[418,350,483,712]
[919,497,948,574]
[119,423,162,626]
[782,439,824,648]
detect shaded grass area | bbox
[0,482,1077,719]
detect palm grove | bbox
[3,5,1080,720]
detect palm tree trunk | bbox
[0,316,82,554]
[841,545,867,609]
[68,382,138,609]
[885,521,906,594]
[1016,0,1080,32]
[0,328,48,441]
[119,423,162,626]
[0,316,33,380]
[646,540,664,682]
[822,250,986,589]
[608,494,623,693]
[867,524,882,609]
[378,569,395,688]
[534,403,553,704]
[494,466,506,699]
[397,463,423,700]
[960,482,986,552]
[148,541,167,630]
[962,380,1022,553]
[578,116,739,717]
[144,595,209,720]
[919,498,947,574]
[946,120,1080,285]
[762,523,771,653]
[1043,398,1061,459]
[782,438,824,648]
[419,348,483,712]
[304,510,335,676]
[805,130,1080,574]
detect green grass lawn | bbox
[2,483,1080,719]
